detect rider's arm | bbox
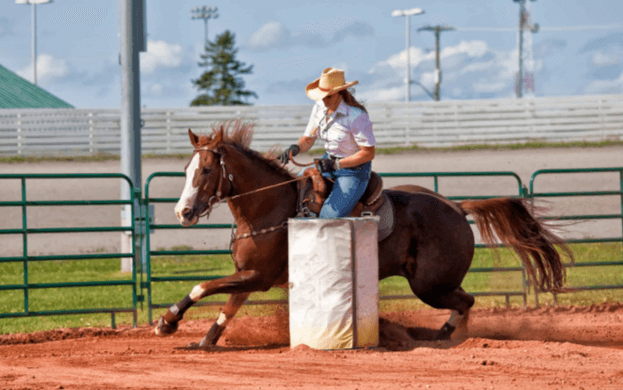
[295,136,316,154]
[337,145,375,169]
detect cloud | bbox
[247,20,374,51]
[247,22,287,51]
[17,54,70,85]
[140,40,184,74]
[358,85,404,102]
[363,40,526,102]
[369,46,430,76]
[591,52,621,67]
[534,39,566,58]
[330,21,374,43]
[364,40,505,101]
[441,40,488,61]
[582,71,623,94]
[579,32,623,54]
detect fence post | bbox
[598,98,605,140]
[88,112,94,155]
[405,102,411,146]
[166,110,171,155]
[17,113,23,156]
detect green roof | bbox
[0,64,73,109]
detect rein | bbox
[228,176,307,200]
[288,149,315,168]
[193,145,308,246]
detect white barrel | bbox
[288,217,379,350]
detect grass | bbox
[2,139,623,164]
[0,242,621,335]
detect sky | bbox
[1,0,622,108]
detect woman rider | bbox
[279,67,376,218]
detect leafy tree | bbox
[191,30,258,106]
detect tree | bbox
[191,30,258,106]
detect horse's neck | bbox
[226,151,297,229]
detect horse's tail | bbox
[459,197,573,292]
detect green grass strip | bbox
[0,242,621,334]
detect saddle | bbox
[297,168,395,241]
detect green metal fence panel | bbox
[0,173,141,327]
[144,171,528,323]
[529,167,623,304]
[5,167,623,331]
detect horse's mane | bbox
[198,120,295,179]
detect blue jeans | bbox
[318,154,372,218]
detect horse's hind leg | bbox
[416,286,474,340]
[196,292,250,348]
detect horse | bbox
[154,121,572,348]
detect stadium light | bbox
[191,6,219,47]
[392,8,424,102]
[15,0,53,86]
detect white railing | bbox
[1,94,622,156]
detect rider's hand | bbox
[317,157,338,174]
[278,144,300,164]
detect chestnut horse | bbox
[155,122,571,348]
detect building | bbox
[0,64,73,109]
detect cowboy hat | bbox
[305,67,359,101]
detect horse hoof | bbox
[435,323,455,340]
[154,316,178,337]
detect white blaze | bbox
[174,153,200,225]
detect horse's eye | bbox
[203,167,212,174]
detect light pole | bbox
[191,6,219,47]
[391,7,424,102]
[15,0,52,86]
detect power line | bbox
[454,24,623,32]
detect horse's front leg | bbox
[191,292,250,348]
[155,270,265,340]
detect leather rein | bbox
[193,146,308,242]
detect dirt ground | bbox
[1,304,623,390]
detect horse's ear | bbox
[211,127,224,149]
[188,129,199,147]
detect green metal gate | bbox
[3,168,623,329]
[0,173,141,327]
[529,167,623,305]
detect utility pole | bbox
[514,0,539,98]
[119,0,146,272]
[391,8,424,102]
[418,25,454,101]
[191,6,219,47]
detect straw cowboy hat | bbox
[306,67,359,101]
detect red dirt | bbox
[2,304,623,390]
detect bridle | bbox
[192,145,305,244]
[193,146,233,219]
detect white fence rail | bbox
[1,94,622,156]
